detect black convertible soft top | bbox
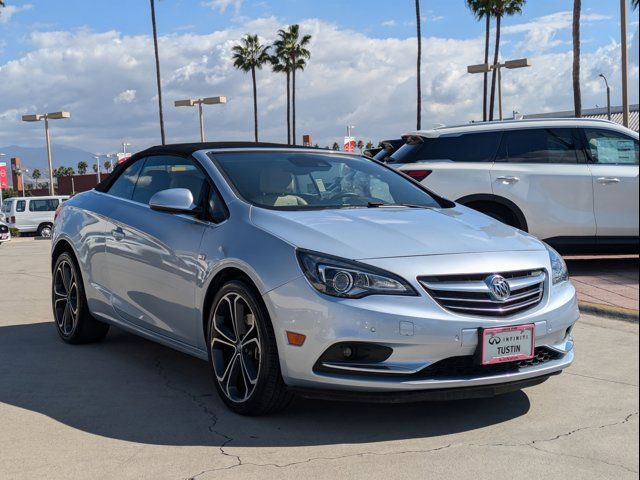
[95,142,325,192]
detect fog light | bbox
[342,345,354,359]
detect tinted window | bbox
[584,129,639,165]
[29,199,59,212]
[16,200,26,212]
[207,188,228,224]
[132,156,207,205]
[390,132,502,164]
[210,151,443,210]
[107,160,144,200]
[2,200,12,213]
[498,128,579,164]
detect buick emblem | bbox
[486,274,511,301]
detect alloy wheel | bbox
[53,260,79,336]
[40,226,53,238]
[211,292,262,403]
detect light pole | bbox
[122,142,131,156]
[93,156,102,183]
[174,96,227,142]
[599,74,612,120]
[620,0,629,128]
[0,152,5,209]
[22,111,71,195]
[467,58,531,121]
[347,125,355,138]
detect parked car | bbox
[364,138,404,159]
[385,118,639,253]
[2,195,69,238]
[0,220,10,245]
[52,143,578,415]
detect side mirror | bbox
[149,188,197,214]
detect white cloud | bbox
[0,15,637,154]
[502,11,611,52]
[201,0,243,15]
[114,89,137,104]
[381,20,397,27]
[0,3,33,24]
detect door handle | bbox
[496,176,520,184]
[111,227,125,241]
[596,177,621,185]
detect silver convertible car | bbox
[51,143,578,415]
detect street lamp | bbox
[21,111,71,195]
[93,155,102,183]
[599,74,612,121]
[174,96,227,142]
[467,58,531,121]
[0,153,5,209]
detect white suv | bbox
[386,118,639,253]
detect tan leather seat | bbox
[254,168,308,207]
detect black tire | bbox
[52,252,110,344]
[38,223,53,238]
[207,280,293,415]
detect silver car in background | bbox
[51,143,578,415]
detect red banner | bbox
[0,162,8,189]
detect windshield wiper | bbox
[366,202,433,209]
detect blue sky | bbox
[0,0,638,159]
[2,0,636,63]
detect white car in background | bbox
[1,195,69,238]
[385,118,639,253]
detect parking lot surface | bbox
[0,239,638,480]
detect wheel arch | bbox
[51,238,78,272]
[456,193,529,232]
[201,266,262,343]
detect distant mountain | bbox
[0,144,97,186]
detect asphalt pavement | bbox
[0,238,638,480]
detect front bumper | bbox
[263,251,579,393]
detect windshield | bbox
[2,200,12,213]
[209,151,446,210]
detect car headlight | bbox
[296,249,417,298]
[544,243,569,285]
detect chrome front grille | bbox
[419,269,546,317]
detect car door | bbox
[103,154,209,345]
[491,127,595,241]
[581,127,639,238]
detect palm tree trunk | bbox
[488,14,501,121]
[572,0,582,118]
[150,0,166,145]
[252,66,259,142]
[415,0,422,130]
[483,14,490,122]
[286,71,291,145]
[292,61,297,145]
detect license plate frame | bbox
[480,324,535,366]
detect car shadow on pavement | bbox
[0,322,531,448]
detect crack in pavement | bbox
[185,412,638,478]
[152,357,243,475]
[186,444,453,478]
[479,412,639,474]
[566,371,639,388]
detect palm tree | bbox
[466,0,493,121]
[32,168,41,187]
[232,34,271,142]
[488,0,526,121]
[149,0,166,145]
[273,25,311,145]
[270,45,292,144]
[415,0,422,130]
[572,0,581,118]
[77,161,88,175]
[103,160,112,173]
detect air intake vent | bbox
[419,269,545,317]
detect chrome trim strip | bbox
[508,273,546,290]
[320,362,425,375]
[433,288,541,304]
[446,296,542,313]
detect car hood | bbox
[250,205,544,260]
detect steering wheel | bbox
[327,192,361,203]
